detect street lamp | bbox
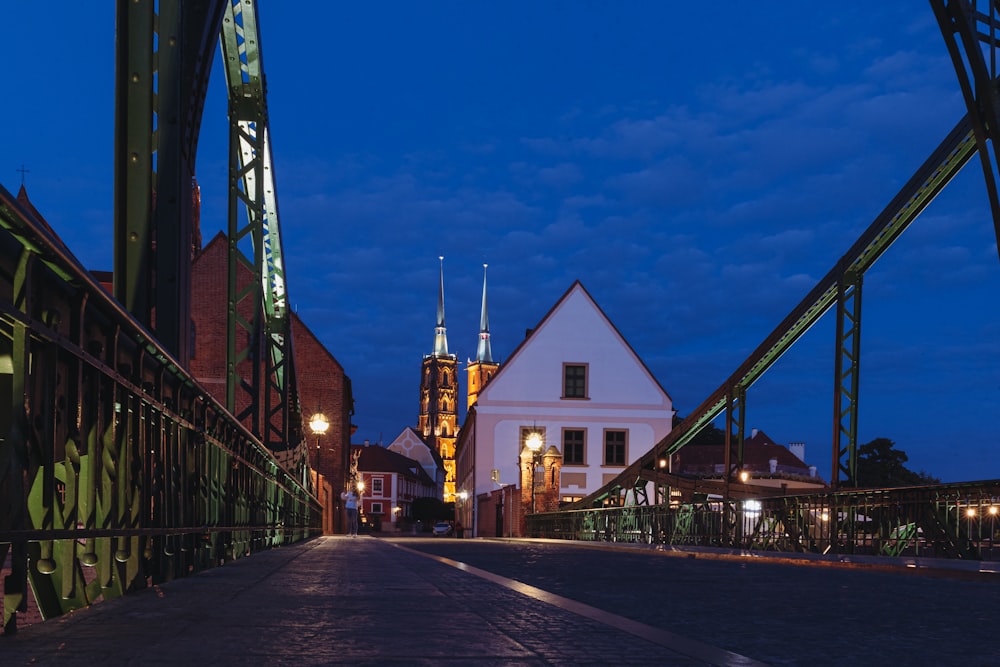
[455,490,468,537]
[524,430,544,514]
[989,506,998,555]
[309,412,330,473]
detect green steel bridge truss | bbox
[0,184,318,635]
[2,0,316,634]
[561,1,1000,527]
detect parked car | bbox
[432,521,453,537]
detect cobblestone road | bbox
[2,536,998,666]
[397,537,1000,666]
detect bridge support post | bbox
[831,267,862,489]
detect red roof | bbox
[675,429,814,477]
[354,444,436,486]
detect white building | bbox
[454,281,675,536]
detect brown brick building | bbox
[189,233,354,533]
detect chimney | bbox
[788,442,805,463]
[751,428,759,439]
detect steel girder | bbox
[723,381,746,485]
[831,268,862,489]
[0,185,318,634]
[219,0,300,460]
[932,0,1000,258]
[570,115,978,511]
[113,0,228,366]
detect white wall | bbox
[467,283,674,514]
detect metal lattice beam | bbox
[932,0,1000,260]
[831,268,862,489]
[113,0,227,366]
[570,114,978,510]
[220,0,298,455]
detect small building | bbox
[353,443,439,532]
[672,428,827,493]
[455,281,675,537]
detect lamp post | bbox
[454,490,468,537]
[989,506,998,557]
[309,412,330,475]
[524,430,544,515]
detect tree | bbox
[855,437,940,487]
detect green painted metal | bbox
[531,481,1000,560]
[724,381,746,484]
[113,0,154,328]
[569,114,977,512]
[113,1,225,367]
[880,522,918,558]
[0,185,319,635]
[831,270,862,489]
[219,0,298,459]
[932,0,1000,258]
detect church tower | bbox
[418,257,459,499]
[467,264,500,410]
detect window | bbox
[604,430,627,466]
[562,429,585,465]
[563,363,587,399]
[372,478,384,496]
[370,502,383,515]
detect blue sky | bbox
[4,4,999,483]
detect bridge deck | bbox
[3,536,999,666]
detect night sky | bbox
[4,4,999,483]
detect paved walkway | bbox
[3,536,999,665]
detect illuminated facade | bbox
[417,258,459,499]
[454,281,675,536]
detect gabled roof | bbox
[354,443,436,486]
[479,280,672,403]
[676,429,814,474]
[15,185,71,256]
[388,426,445,469]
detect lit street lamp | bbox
[524,431,544,514]
[454,490,468,537]
[309,412,330,474]
[989,506,998,556]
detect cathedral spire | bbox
[476,263,493,363]
[433,256,449,356]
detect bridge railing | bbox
[528,481,1000,561]
[0,185,320,634]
